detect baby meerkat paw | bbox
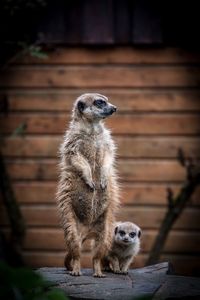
[120,270,129,275]
[69,270,82,276]
[113,269,122,274]
[93,272,106,278]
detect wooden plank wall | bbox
[0,47,200,275]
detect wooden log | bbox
[36,263,200,299]
[22,251,200,275]
[37,262,170,300]
[154,275,200,300]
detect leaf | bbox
[11,123,27,136]
[45,289,69,300]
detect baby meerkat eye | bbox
[129,232,136,238]
[94,99,106,108]
[119,230,126,236]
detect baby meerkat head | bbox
[73,93,117,122]
[114,222,141,246]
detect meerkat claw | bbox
[69,270,82,276]
[120,271,128,275]
[86,181,96,191]
[113,269,122,274]
[100,181,107,190]
[93,273,106,278]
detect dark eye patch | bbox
[129,232,136,238]
[94,99,106,108]
[119,230,126,236]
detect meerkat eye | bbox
[77,101,85,112]
[119,230,126,236]
[94,99,106,108]
[129,232,136,238]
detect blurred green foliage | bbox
[0,262,69,300]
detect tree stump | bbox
[37,262,200,300]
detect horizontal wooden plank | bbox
[120,207,200,230]
[3,90,200,112]
[1,66,200,88]
[3,228,197,254]
[16,47,200,64]
[4,159,186,182]
[0,206,199,229]
[5,182,200,206]
[122,184,200,206]
[22,251,200,275]
[1,113,200,135]
[1,136,200,159]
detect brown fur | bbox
[56,93,120,277]
[103,222,141,274]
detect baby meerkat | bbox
[57,93,119,277]
[104,222,141,274]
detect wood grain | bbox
[4,159,187,182]
[1,113,200,135]
[1,136,200,158]
[16,48,200,64]
[3,91,200,112]
[5,182,199,206]
[1,66,200,88]
[12,228,200,253]
[3,228,200,254]
[0,206,199,229]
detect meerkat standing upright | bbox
[57,93,119,277]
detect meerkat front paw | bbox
[86,180,96,191]
[100,176,107,190]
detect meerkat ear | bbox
[77,101,85,113]
[114,226,118,235]
[138,230,142,238]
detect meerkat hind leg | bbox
[93,257,106,278]
[64,252,73,271]
[65,227,82,276]
[93,241,107,278]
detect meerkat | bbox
[56,93,119,277]
[103,222,141,274]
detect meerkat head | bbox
[114,222,141,246]
[73,93,117,122]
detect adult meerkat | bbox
[103,222,141,274]
[57,93,119,277]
